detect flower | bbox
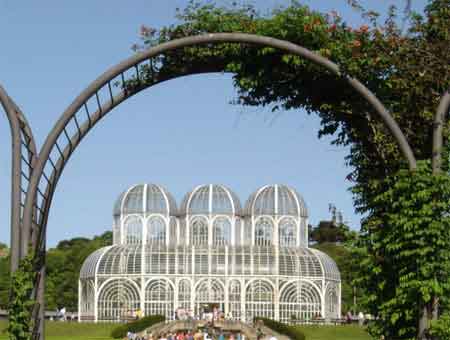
[140,25,155,38]
[327,24,337,32]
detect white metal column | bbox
[78,280,82,322]
[94,278,98,323]
[274,278,280,321]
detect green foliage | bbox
[45,231,112,311]
[354,161,450,339]
[110,315,165,339]
[310,222,351,243]
[430,313,450,339]
[254,317,306,340]
[0,255,10,310]
[129,1,450,338]
[8,253,36,340]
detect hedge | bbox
[111,315,165,338]
[255,317,306,340]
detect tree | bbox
[45,231,112,310]
[310,221,350,243]
[0,254,10,310]
[353,162,450,339]
[130,1,450,338]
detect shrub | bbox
[110,315,165,339]
[255,317,306,340]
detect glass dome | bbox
[180,184,242,215]
[244,184,308,217]
[113,184,177,217]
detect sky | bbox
[0,0,428,248]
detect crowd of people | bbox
[125,329,247,340]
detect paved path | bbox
[142,320,291,340]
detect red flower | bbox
[360,25,369,33]
[327,24,337,32]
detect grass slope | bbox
[0,321,370,340]
[0,320,116,340]
[299,325,371,340]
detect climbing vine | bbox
[128,1,450,338]
[353,161,450,339]
[8,253,37,340]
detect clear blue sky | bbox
[0,0,427,247]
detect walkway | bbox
[142,320,290,340]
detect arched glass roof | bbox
[113,184,177,217]
[80,244,340,281]
[310,248,341,281]
[79,246,111,279]
[180,184,242,216]
[244,184,308,217]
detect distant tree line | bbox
[0,232,112,311]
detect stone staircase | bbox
[141,320,291,340]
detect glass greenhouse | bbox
[79,184,341,323]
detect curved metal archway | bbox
[23,33,419,250]
[3,32,442,340]
[0,86,37,272]
[432,91,450,174]
[21,33,420,339]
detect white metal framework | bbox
[79,183,341,323]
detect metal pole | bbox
[0,86,22,272]
[432,91,450,174]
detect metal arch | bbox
[0,86,37,272]
[23,33,419,250]
[432,90,450,174]
[18,33,419,339]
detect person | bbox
[194,330,203,340]
[346,311,352,324]
[236,332,242,340]
[218,333,225,340]
[256,328,263,340]
[358,311,364,326]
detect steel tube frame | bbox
[0,86,23,272]
[0,86,37,272]
[432,90,450,174]
[0,33,424,340]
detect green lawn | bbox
[0,321,371,340]
[299,325,371,340]
[0,320,116,340]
